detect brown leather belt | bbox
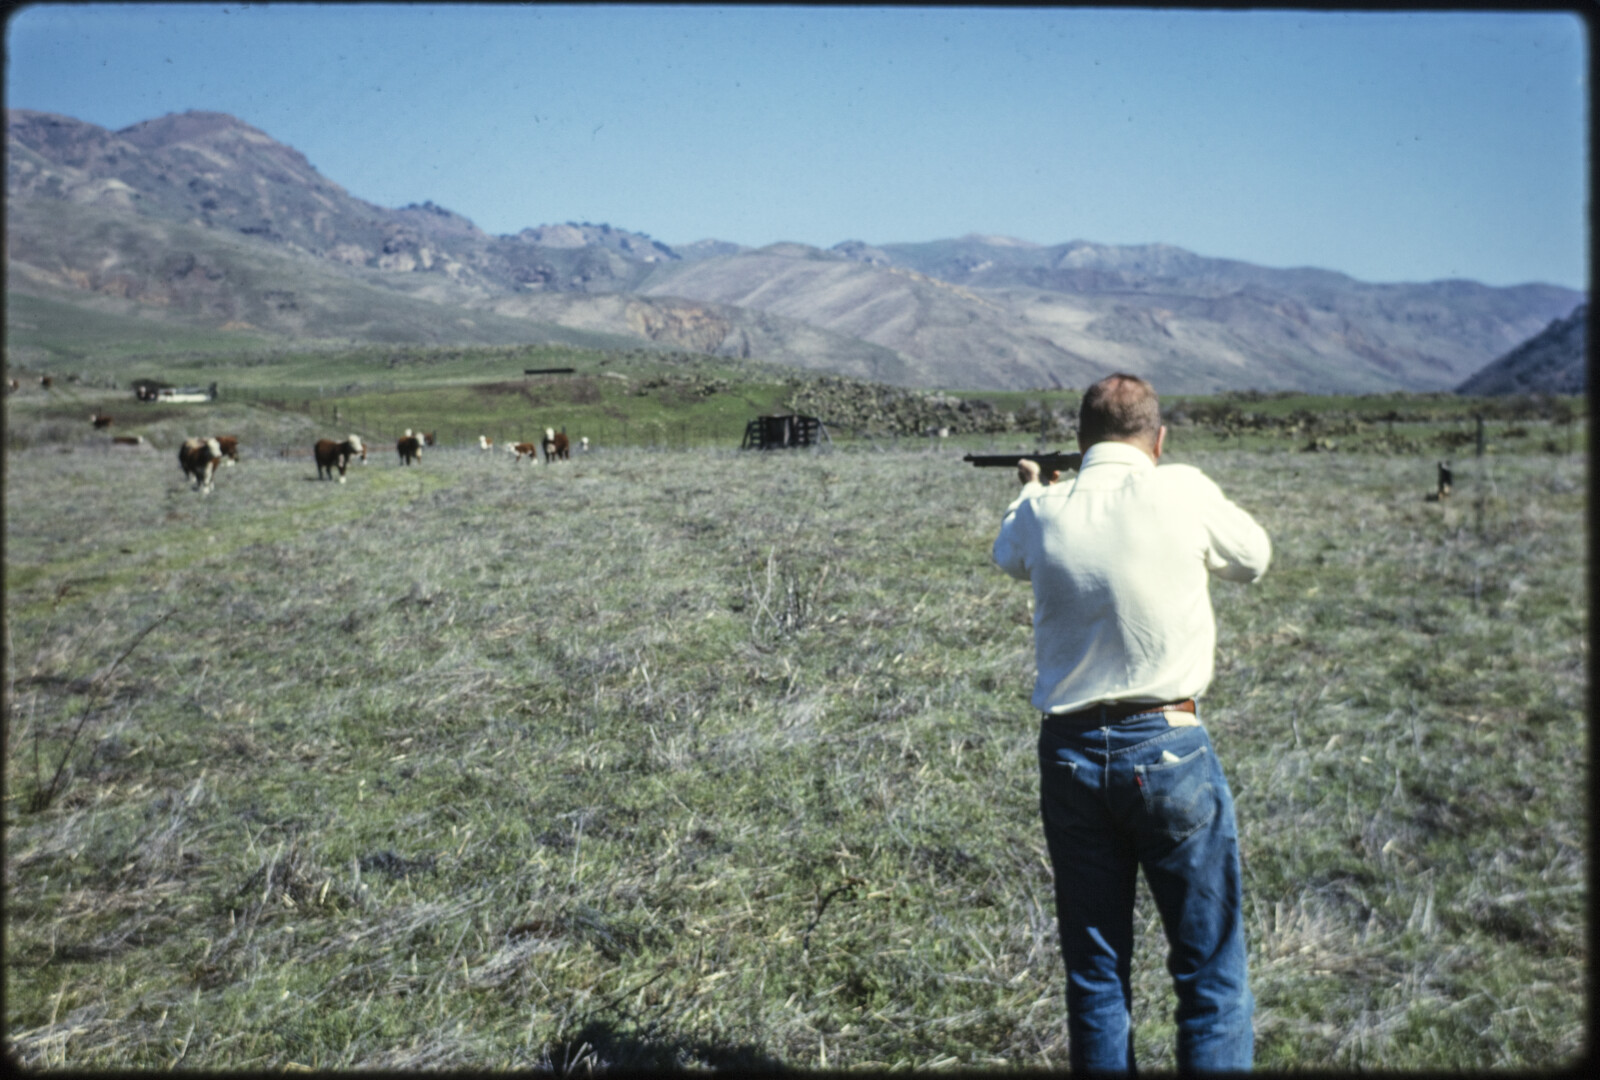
[1042,698,1197,728]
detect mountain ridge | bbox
[1456,305,1587,396]
[7,108,1584,393]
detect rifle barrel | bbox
[964,451,1083,472]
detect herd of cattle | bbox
[167,425,585,494]
[17,379,592,489]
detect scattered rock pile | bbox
[782,375,1072,437]
[632,373,732,398]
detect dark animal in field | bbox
[509,441,539,462]
[8,378,20,393]
[91,412,114,429]
[178,437,225,493]
[397,434,423,465]
[1437,461,1453,499]
[315,434,366,482]
[39,375,53,389]
[420,431,437,447]
[213,435,240,465]
[543,427,570,462]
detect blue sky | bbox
[5,4,1588,289]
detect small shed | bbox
[741,414,829,450]
[135,380,217,403]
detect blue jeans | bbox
[1037,707,1253,1073]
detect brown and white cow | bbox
[112,434,148,448]
[211,435,240,465]
[314,434,366,482]
[508,441,540,462]
[478,435,495,452]
[420,431,437,447]
[543,427,570,462]
[91,412,114,429]
[397,433,423,465]
[178,437,225,493]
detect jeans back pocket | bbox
[1136,744,1217,844]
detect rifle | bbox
[964,450,1083,483]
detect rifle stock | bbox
[964,451,1083,482]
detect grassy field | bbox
[6,330,1587,464]
[3,371,1586,1070]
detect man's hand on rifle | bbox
[1016,459,1061,485]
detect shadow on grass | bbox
[549,1019,791,1073]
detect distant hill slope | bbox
[641,241,1580,393]
[1456,304,1587,396]
[6,108,671,295]
[3,197,645,351]
[7,108,1585,392]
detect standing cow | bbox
[213,435,240,465]
[178,437,225,494]
[543,427,570,462]
[314,435,366,482]
[397,433,423,465]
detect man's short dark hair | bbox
[1079,373,1161,447]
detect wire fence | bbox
[219,384,1589,457]
[227,385,756,453]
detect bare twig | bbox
[802,876,864,954]
[594,963,673,1015]
[28,609,175,813]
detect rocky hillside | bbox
[7,108,1585,393]
[5,109,669,295]
[1456,304,1587,396]
[641,237,1581,393]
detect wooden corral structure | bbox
[741,414,830,451]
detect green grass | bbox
[3,343,812,455]
[3,412,1586,1069]
[5,290,284,369]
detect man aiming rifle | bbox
[988,373,1271,1072]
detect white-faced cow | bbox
[178,437,225,494]
[397,433,423,465]
[478,435,495,452]
[212,435,240,465]
[508,441,539,462]
[91,412,114,429]
[543,427,570,462]
[314,434,366,482]
[579,436,590,453]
